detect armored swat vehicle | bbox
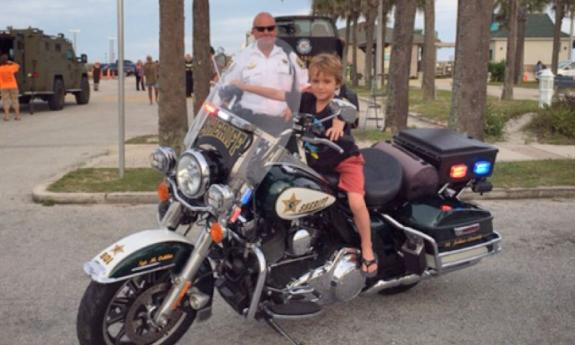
[0,27,90,110]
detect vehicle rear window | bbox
[277,18,335,38]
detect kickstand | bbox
[265,318,304,345]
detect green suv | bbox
[0,27,90,110]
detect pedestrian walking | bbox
[92,62,101,91]
[135,60,145,91]
[0,54,21,121]
[185,54,193,97]
[143,56,159,105]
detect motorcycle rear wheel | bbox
[77,271,196,345]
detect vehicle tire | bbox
[77,271,196,345]
[378,282,418,296]
[75,76,90,105]
[48,79,65,111]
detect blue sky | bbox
[0,0,570,63]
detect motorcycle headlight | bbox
[206,184,234,213]
[150,147,177,175]
[176,149,210,198]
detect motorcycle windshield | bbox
[183,38,304,212]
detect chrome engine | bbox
[286,248,365,305]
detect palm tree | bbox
[379,0,393,87]
[158,0,188,152]
[422,0,436,101]
[502,0,519,100]
[363,0,381,90]
[192,0,211,115]
[351,0,362,86]
[385,0,417,133]
[450,0,494,140]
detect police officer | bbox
[224,12,307,128]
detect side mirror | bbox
[329,98,357,124]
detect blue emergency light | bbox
[473,161,492,176]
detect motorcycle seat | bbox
[323,148,403,208]
[361,148,403,207]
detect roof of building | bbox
[337,21,428,48]
[491,13,570,39]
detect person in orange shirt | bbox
[0,54,21,121]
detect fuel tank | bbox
[256,163,336,220]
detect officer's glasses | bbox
[254,25,276,33]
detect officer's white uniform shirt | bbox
[225,42,308,116]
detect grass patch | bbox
[408,88,539,124]
[352,128,393,142]
[126,135,159,145]
[491,160,575,188]
[46,161,575,193]
[48,168,163,193]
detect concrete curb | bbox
[461,186,575,200]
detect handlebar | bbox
[301,136,344,154]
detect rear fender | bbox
[84,229,208,284]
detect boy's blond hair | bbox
[309,53,342,85]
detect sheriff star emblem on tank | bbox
[282,193,302,213]
[111,244,125,255]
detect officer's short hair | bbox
[309,53,342,85]
[0,54,8,65]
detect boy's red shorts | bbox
[335,154,365,195]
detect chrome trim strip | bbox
[438,236,501,258]
[383,214,502,274]
[247,244,267,320]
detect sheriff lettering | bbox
[199,117,249,156]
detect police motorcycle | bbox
[77,38,502,345]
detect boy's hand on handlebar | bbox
[326,118,344,141]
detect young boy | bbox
[300,53,377,277]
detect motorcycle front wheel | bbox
[77,271,196,345]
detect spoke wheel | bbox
[77,271,196,345]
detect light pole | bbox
[117,0,125,178]
[69,29,80,53]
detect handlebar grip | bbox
[301,136,344,154]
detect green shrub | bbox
[488,61,506,82]
[484,103,505,139]
[528,95,575,140]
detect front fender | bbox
[84,229,204,284]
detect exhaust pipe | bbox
[362,274,422,295]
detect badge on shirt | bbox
[247,62,257,69]
[282,58,288,65]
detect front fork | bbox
[154,225,213,327]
